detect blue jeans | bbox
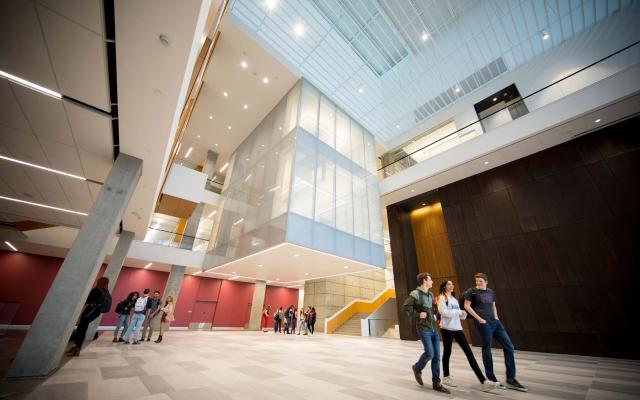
[414,330,441,385]
[123,313,145,342]
[478,320,516,380]
[114,313,130,337]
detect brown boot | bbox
[412,365,423,386]
[433,383,450,393]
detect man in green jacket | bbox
[403,272,450,394]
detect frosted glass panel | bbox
[335,110,350,158]
[290,135,316,218]
[350,122,365,168]
[335,164,353,235]
[363,132,376,173]
[318,97,336,148]
[314,153,335,227]
[352,176,369,240]
[300,83,319,135]
[284,82,300,135]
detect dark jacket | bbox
[403,287,436,333]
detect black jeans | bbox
[308,322,315,334]
[73,306,101,349]
[441,329,486,383]
[274,319,281,332]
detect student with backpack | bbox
[113,291,139,342]
[122,288,150,344]
[274,307,283,333]
[66,277,112,357]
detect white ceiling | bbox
[117,0,219,239]
[179,19,298,177]
[202,242,382,286]
[0,0,112,228]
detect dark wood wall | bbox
[439,116,640,358]
[389,115,640,358]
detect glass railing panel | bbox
[367,318,397,337]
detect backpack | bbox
[115,298,128,314]
[134,296,148,312]
[98,288,112,313]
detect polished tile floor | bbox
[1,331,639,400]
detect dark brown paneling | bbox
[436,115,640,359]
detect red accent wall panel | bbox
[101,268,169,325]
[172,275,200,327]
[262,286,300,328]
[213,280,254,327]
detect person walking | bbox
[462,273,527,392]
[66,277,112,356]
[141,290,161,342]
[113,291,139,342]
[403,272,450,394]
[262,305,271,332]
[437,280,496,392]
[297,308,306,335]
[307,307,316,335]
[274,307,283,333]
[284,305,294,334]
[154,295,175,343]
[291,307,298,334]
[122,288,150,344]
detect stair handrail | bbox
[325,288,395,334]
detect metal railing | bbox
[379,40,640,178]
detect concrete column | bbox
[163,265,186,304]
[7,154,142,378]
[83,230,134,346]
[246,280,266,331]
[179,202,204,250]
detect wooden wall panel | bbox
[437,115,640,358]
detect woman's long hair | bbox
[164,295,174,307]
[438,280,456,305]
[127,291,140,301]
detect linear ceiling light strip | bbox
[0,195,88,216]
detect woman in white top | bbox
[154,295,175,343]
[438,280,495,391]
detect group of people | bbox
[112,288,175,344]
[404,272,527,394]
[262,305,317,335]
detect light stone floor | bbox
[1,331,640,400]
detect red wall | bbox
[262,286,301,328]
[0,250,299,328]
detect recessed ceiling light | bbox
[343,266,349,269]
[197,135,201,138]
[215,143,219,147]
[455,87,461,93]
[492,97,498,101]
[144,263,152,269]
[207,210,217,218]
[293,254,300,258]
[0,70,62,99]
[484,161,489,165]
[4,241,17,252]
[219,162,229,172]
[258,264,263,267]
[263,77,269,84]
[411,189,415,193]
[276,278,280,281]
[357,87,364,94]
[209,115,213,119]
[293,23,305,36]
[232,271,237,274]
[240,61,248,69]
[185,147,193,158]
[420,31,429,42]
[227,125,232,130]
[233,218,244,225]
[278,126,282,130]
[243,104,248,109]
[261,144,265,147]
[304,273,309,276]
[594,118,601,123]
[395,124,400,129]
[0,195,88,216]
[245,158,250,161]
[542,31,550,40]
[223,91,228,97]
[422,203,426,206]
[0,155,86,181]
[265,0,277,10]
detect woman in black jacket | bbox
[113,291,139,342]
[66,277,112,356]
[308,307,317,335]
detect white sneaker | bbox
[490,380,507,390]
[442,376,457,387]
[481,381,498,392]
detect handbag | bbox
[166,313,175,322]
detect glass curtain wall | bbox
[208,80,385,268]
